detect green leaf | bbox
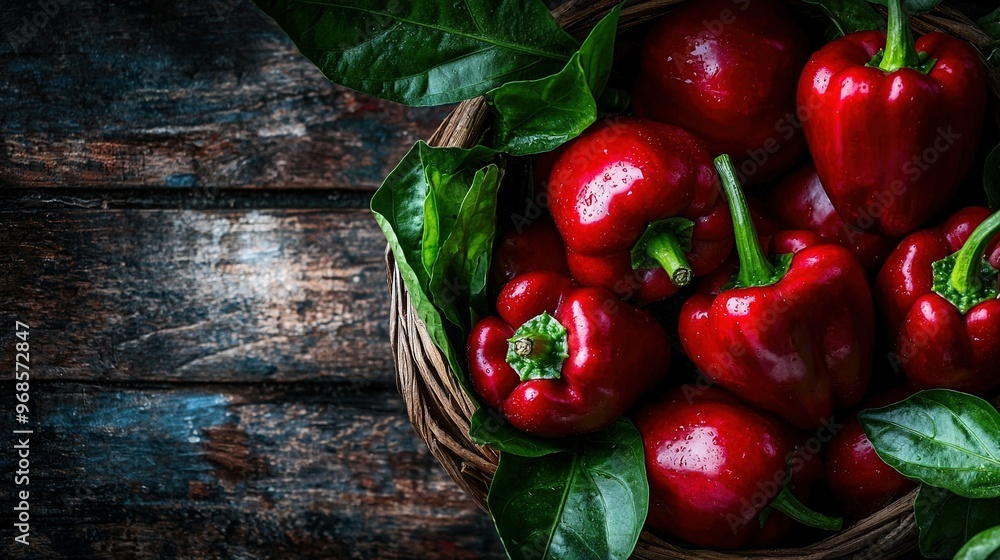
[439,161,501,321]
[442,163,501,319]
[869,0,942,15]
[801,0,886,38]
[955,526,1000,560]
[250,0,579,106]
[372,141,502,391]
[422,144,504,327]
[979,7,1000,39]
[419,143,497,277]
[579,7,619,98]
[985,144,1000,211]
[914,485,1000,558]
[469,407,570,457]
[488,419,648,560]
[979,9,1000,67]
[372,143,465,382]
[486,4,621,155]
[859,390,1000,499]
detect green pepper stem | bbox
[510,336,551,359]
[713,155,774,288]
[645,232,693,287]
[506,312,569,382]
[770,485,843,532]
[879,0,921,73]
[951,210,1000,295]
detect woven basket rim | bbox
[387,2,1000,559]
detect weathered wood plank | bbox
[0,187,373,211]
[0,383,503,559]
[0,208,395,384]
[0,0,449,191]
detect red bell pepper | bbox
[547,117,733,304]
[797,0,986,237]
[679,155,874,429]
[489,218,569,292]
[766,162,896,271]
[875,207,1000,395]
[467,270,671,438]
[635,386,831,549]
[825,386,917,521]
[633,0,810,184]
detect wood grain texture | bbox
[0,383,503,559]
[0,207,394,384]
[0,0,450,191]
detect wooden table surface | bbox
[0,1,992,559]
[0,1,502,557]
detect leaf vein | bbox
[289,0,572,61]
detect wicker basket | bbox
[387,1,1000,558]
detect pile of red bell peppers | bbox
[467,0,995,550]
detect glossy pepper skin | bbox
[797,1,986,237]
[489,218,569,293]
[679,156,874,430]
[875,207,1000,395]
[633,0,809,184]
[548,117,733,304]
[825,387,917,521]
[635,387,821,549]
[766,162,896,272]
[468,270,670,438]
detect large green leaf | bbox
[487,5,621,156]
[859,390,1000,499]
[488,419,648,560]
[801,0,885,37]
[250,0,579,106]
[955,526,1000,560]
[914,485,1000,558]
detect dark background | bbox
[0,0,995,558]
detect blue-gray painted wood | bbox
[0,383,504,558]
